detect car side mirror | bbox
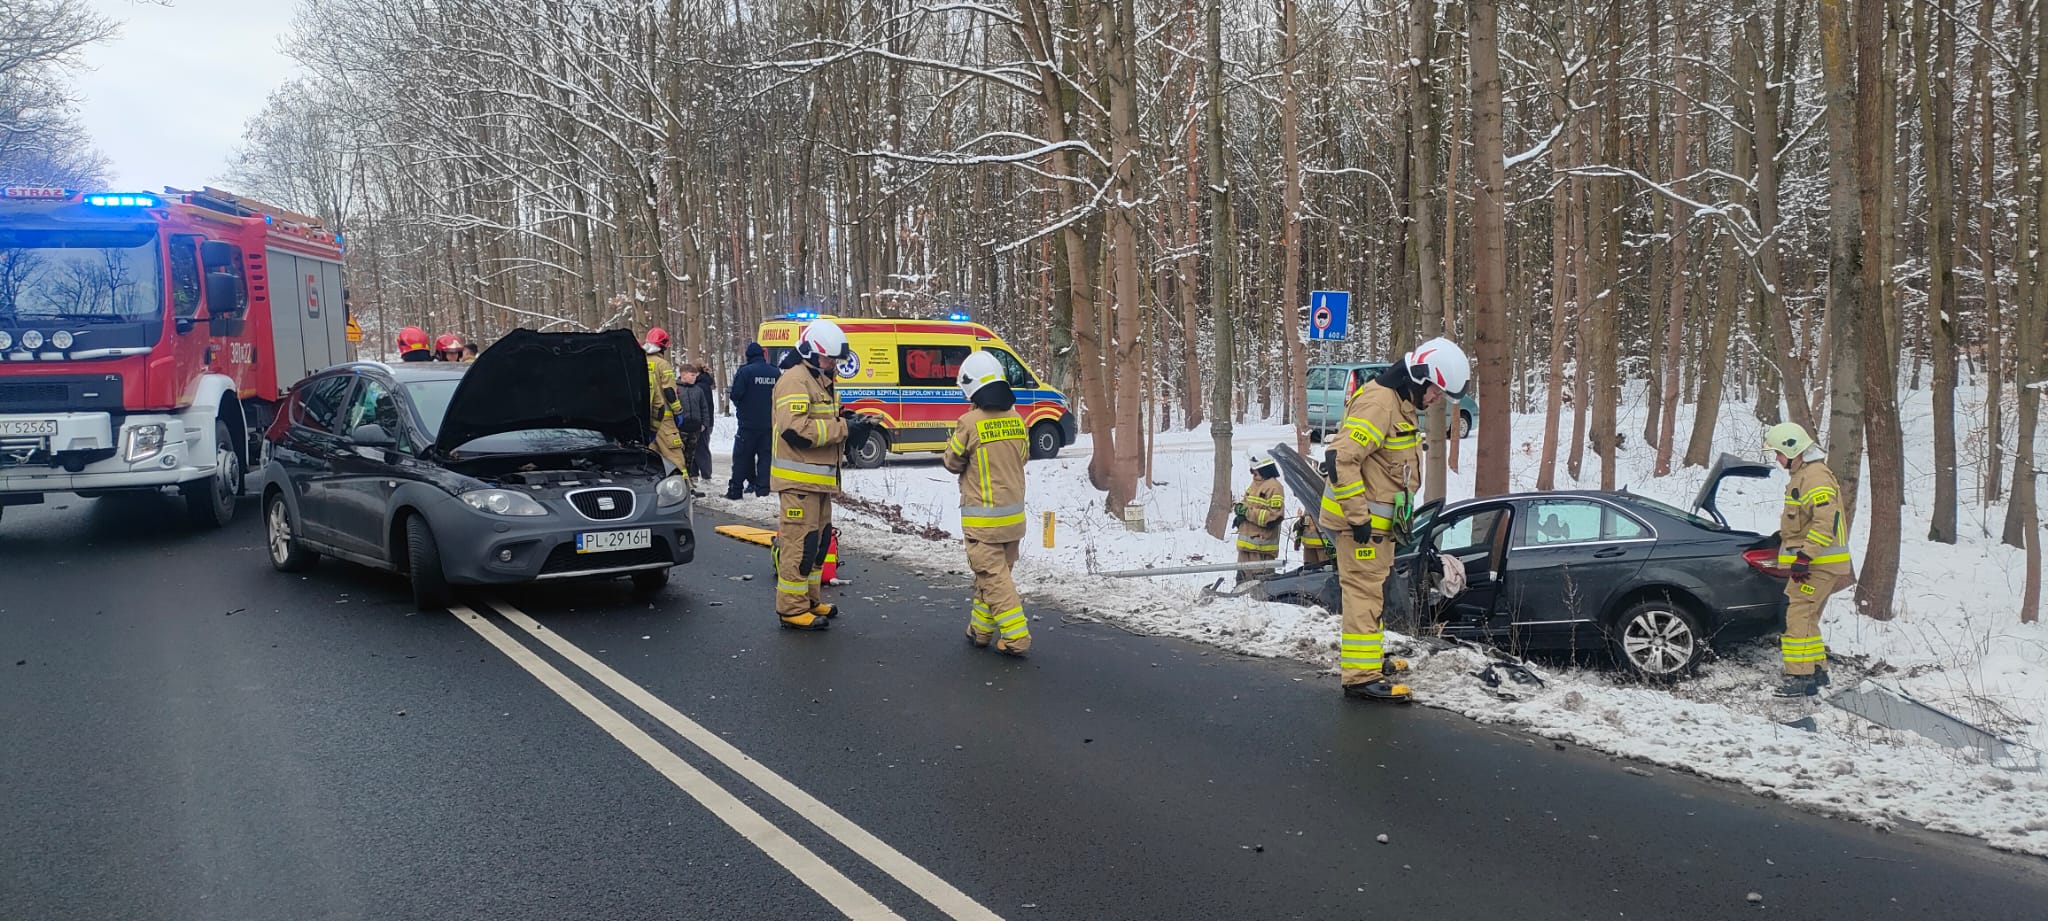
[350,424,397,449]
[203,271,243,319]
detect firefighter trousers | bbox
[966,539,1028,651]
[1235,547,1277,583]
[774,490,833,617]
[653,419,688,474]
[1781,571,1839,676]
[1335,528,1395,685]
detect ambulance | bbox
[756,313,1078,468]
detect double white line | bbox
[452,598,1005,921]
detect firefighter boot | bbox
[1774,673,1822,698]
[1343,680,1413,702]
[809,603,840,620]
[1383,657,1411,677]
[779,611,831,631]
[995,635,1031,657]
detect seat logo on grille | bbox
[597,497,616,511]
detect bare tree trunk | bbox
[1643,0,1667,450]
[1103,0,1145,513]
[1655,0,1693,477]
[1853,0,1901,620]
[1568,113,1591,480]
[2010,0,2045,571]
[1979,0,2006,504]
[1279,0,1309,456]
[1591,0,1623,491]
[1409,0,1447,501]
[1436,0,1463,483]
[1202,0,1237,539]
[1537,44,1572,491]
[1750,0,1813,430]
[1469,0,1508,497]
[1820,0,1868,526]
[1919,0,1959,543]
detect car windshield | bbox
[403,378,612,453]
[1616,493,1721,530]
[0,228,163,322]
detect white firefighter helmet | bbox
[1764,422,1815,459]
[1405,336,1471,399]
[957,349,1007,400]
[1248,450,1275,470]
[795,318,852,365]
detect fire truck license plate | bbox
[0,419,57,437]
[576,529,651,554]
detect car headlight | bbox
[656,475,690,507]
[50,330,73,349]
[124,423,167,461]
[461,488,549,517]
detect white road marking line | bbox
[482,597,1007,921]
[448,604,904,921]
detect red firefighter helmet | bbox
[645,327,671,351]
[435,333,465,356]
[396,326,430,353]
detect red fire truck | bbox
[0,186,351,527]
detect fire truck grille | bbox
[0,383,68,407]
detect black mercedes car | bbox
[1260,449,1789,678]
[259,328,695,608]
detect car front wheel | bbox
[404,515,452,610]
[1610,599,1705,679]
[266,491,319,572]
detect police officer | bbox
[1767,422,1854,697]
[727,342,780,499]
[1317,337,1470,702]
[944,351,1031,655]
[396,327,433,363]
[642,328,689,475]
[1234,451,1285,582]
[770,319,856,630]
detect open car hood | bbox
[1692,452,1775,528]
[434,328,651,454]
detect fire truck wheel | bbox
[404,514,453,610]
[183,420,241,529]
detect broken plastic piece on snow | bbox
[1826,680,2042,772]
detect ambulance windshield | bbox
[0,228,163,323]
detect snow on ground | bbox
[698,381,2048,857]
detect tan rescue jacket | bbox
[647,355,683,424]
[1779,459,1854,575]
[1236,476,1284,552]
[770,365,848,495]
[1316,380,1421,533]
[942,407,1029,543]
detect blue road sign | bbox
[1308,290,1349,341]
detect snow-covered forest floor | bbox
[700,381,2048,856]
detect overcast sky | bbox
[74,0,300,191]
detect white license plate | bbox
[0,419,56,437]
[576,529,651,554]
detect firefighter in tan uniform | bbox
[1767,422,1854,697]
[1295,517,1332,567]
[769,319,857,630]
[1234,452,1285,582]
[1316,337,1470,702]
[943,351,1032,654]
[643,328,688,474]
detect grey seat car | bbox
[260,328,695,608]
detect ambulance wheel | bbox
[847,429,888,469]
[1029,421,1063,460]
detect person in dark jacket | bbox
[675,362,715,486]
[726,342,781,499]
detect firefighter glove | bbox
[1790,553,1812,579]
[1351,522,1374,543]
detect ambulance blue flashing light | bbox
[946,311,971,322]
[785,310,820,321]
[84,193,158,208]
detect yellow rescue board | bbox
[714,524,777,547]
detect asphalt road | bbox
[3,489,2045,921]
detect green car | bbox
[1306,363,1478,442]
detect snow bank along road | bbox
[3,494,2045,921]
